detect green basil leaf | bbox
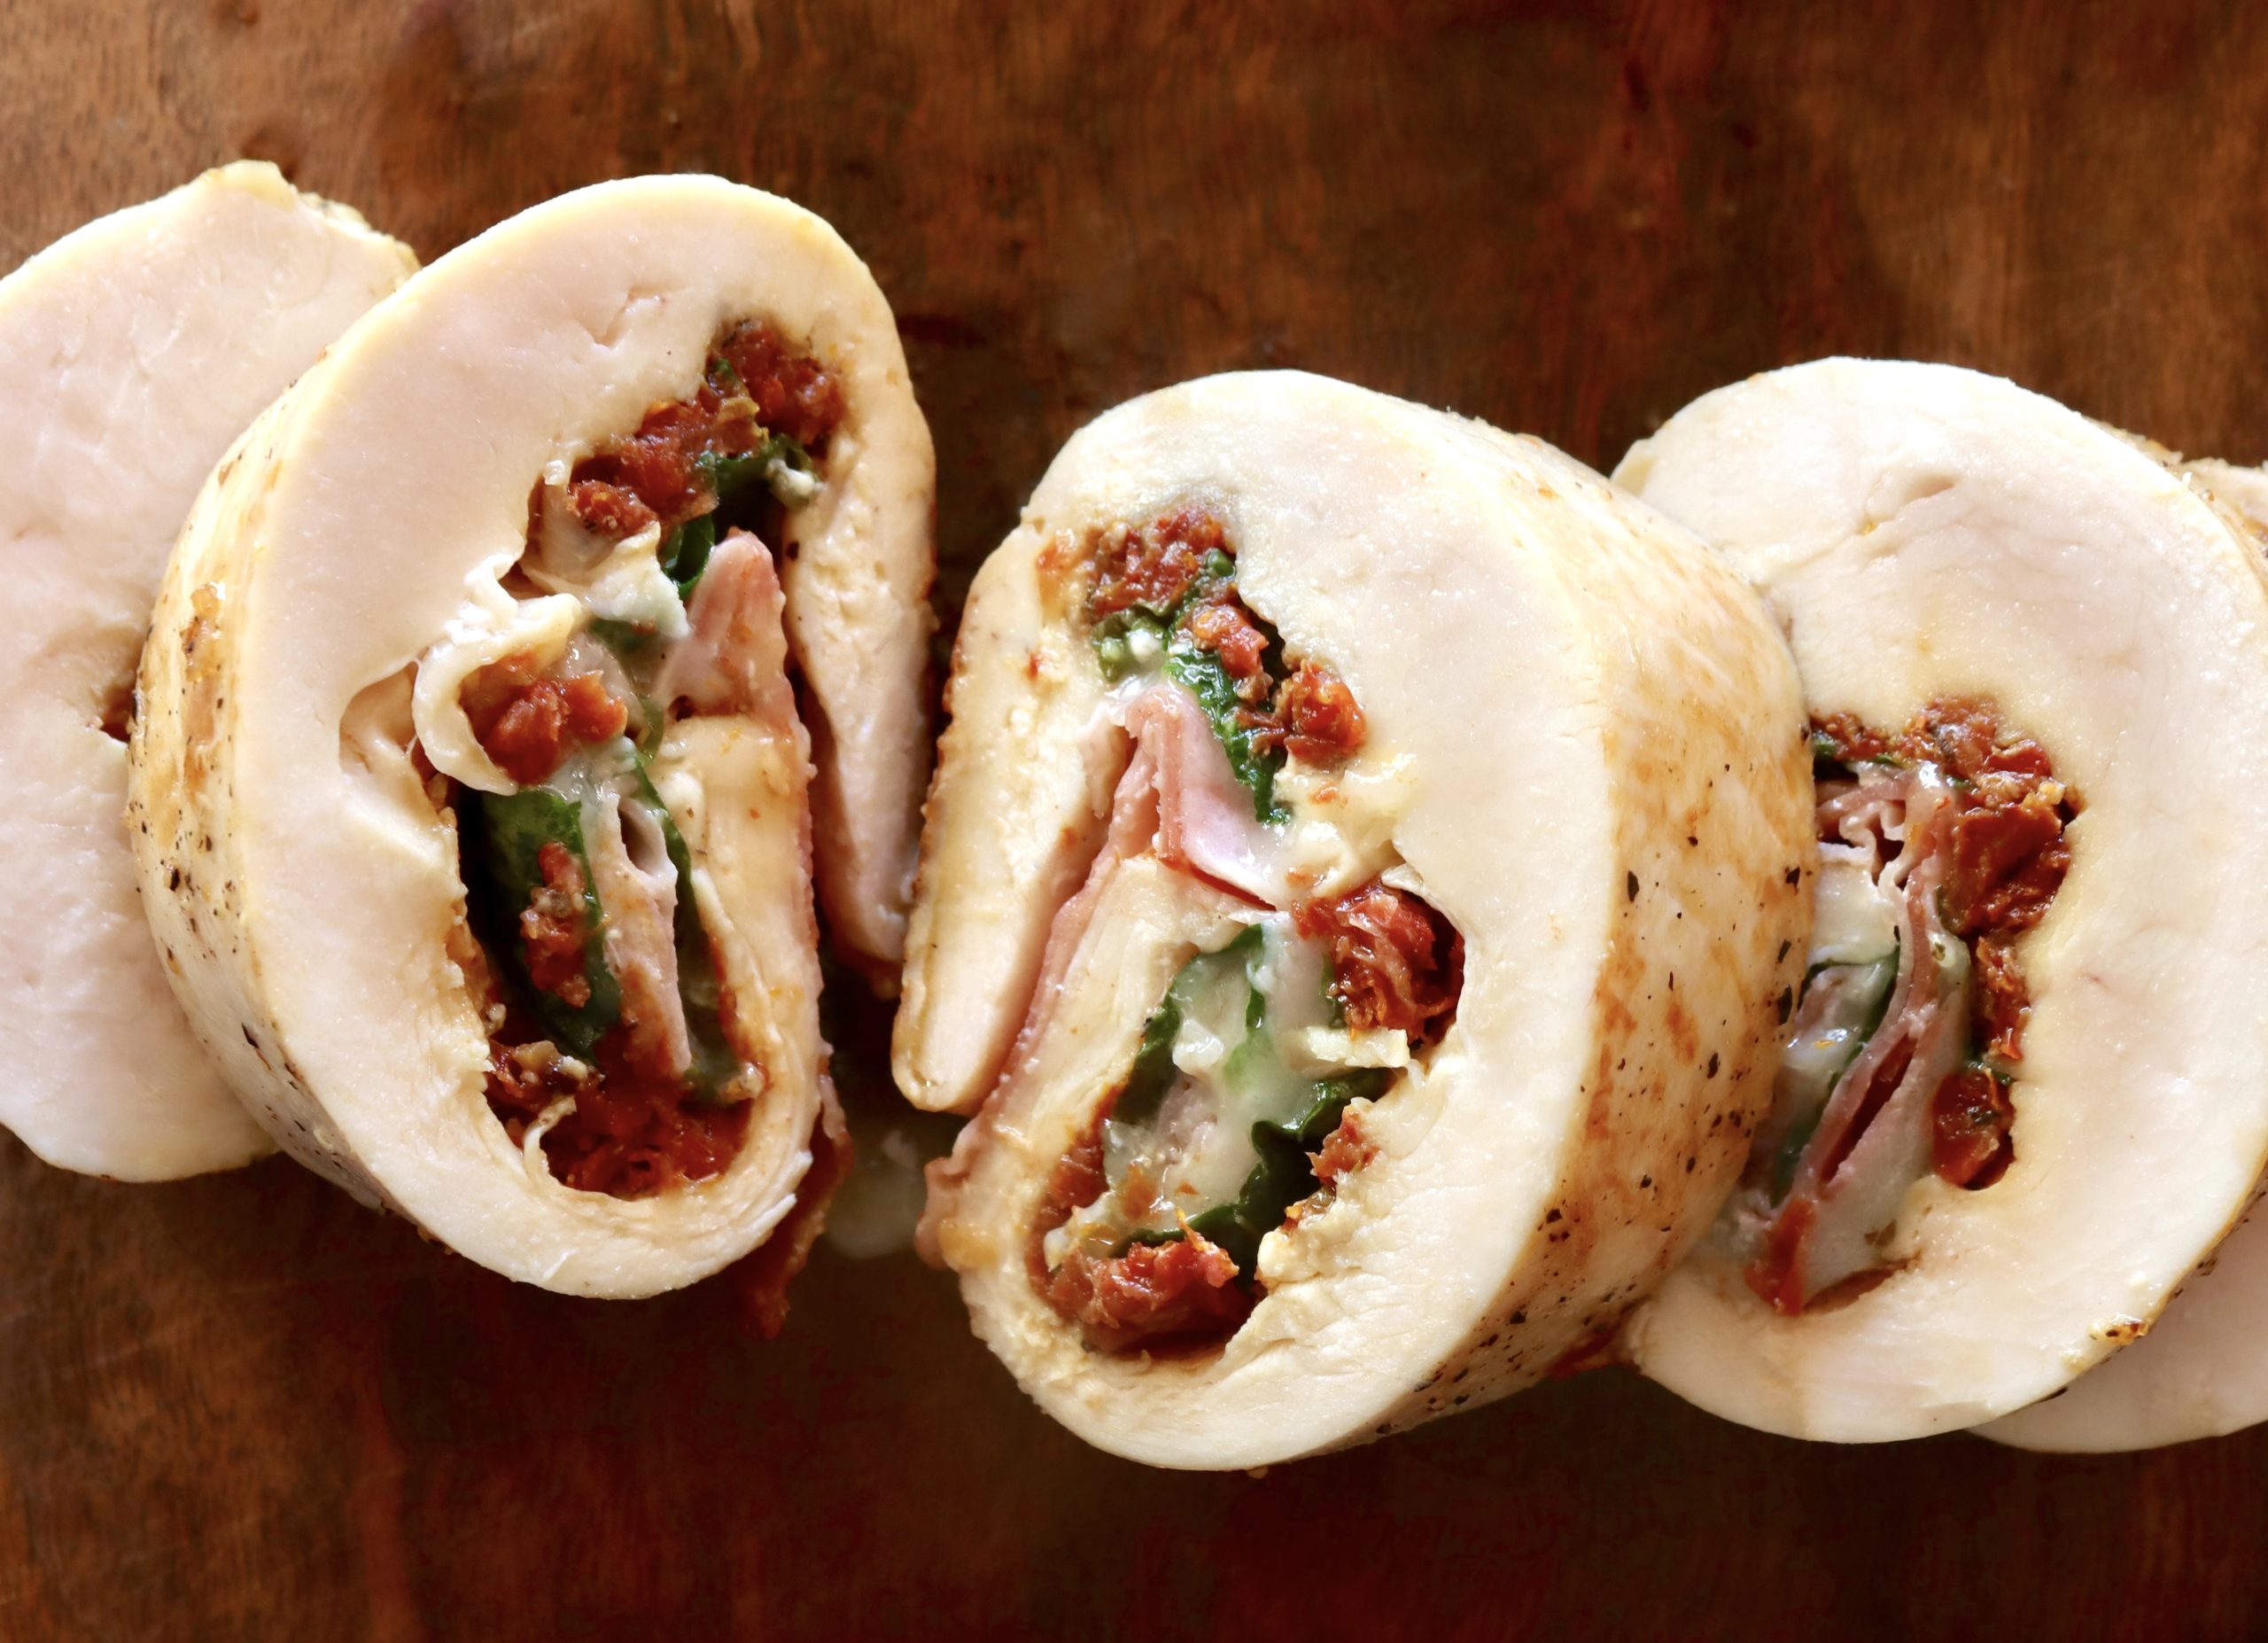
[1114,925,1262,1130]
[586,617,660,656]
[756,432,815,500]
[1166,555,1285,823]
[698,448,765,505]
[699,433,814,516]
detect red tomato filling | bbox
[1745,698,2076,1312]
[462,656,630,788]
[518,841,594,1007]
[567,320,845,536]
[1026,1106,1257,1353]
[1086,504,1226,618]
[1275,663,1368,763]
[481,1005,755,1200]
[1294,882,1464,1043]
[444,322,844,1203]
[1025,514,1457,1351]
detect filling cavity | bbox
[431,323,842,1199]
[1736,699,2077,1312]
[1027,507,1462,1352]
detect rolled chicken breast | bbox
[128,176,933,1303]
[906,371,1813,1468]
[0,161,411,1180]
[1974,454,2268,1452]
[1614,358,2268,1443]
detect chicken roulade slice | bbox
[128,176,935,1304]
[905,371,1812,1468]
[0,161,410,1180]
[1614,358,2268,1443]
[1971,453,2268,1452]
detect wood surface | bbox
[3,1,2264,1638]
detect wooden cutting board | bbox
[4,2,2264,1637]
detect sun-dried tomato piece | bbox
[717,320,847,451]
[462,656,630,787]
[558,672,629,745]
[1942,790,2070,938]
[518,841,594,1007]
[1812,712,1893,764]
[579,399,712,526]
[1037,1228,1254,1353]
[1295,882,1463,1045]
[1899,700,2053,783]
[1278,662,1366,763]
[1025,1103,1254,1352]
[1930,1065,2016,1187]
[1312,1107,1376,1187]
[1972,935,2030,1064]
[1087,507,1230,620]
[540,1035,753,1198]
[565,321,843,536]
[482,1004,756,1202]
[570,478,659,538]
[1184,596,1273,701]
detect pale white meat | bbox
[0,161,410,1179]
[1977,454,2268,1452]
[1617,359,2268,1443]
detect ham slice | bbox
[653,530,797,728]
[1128,682,1293,907]
[993,677,1289,1088]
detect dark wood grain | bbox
[3,1,2264,1638]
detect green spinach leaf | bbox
[1087,546,1288,823]
[701,434,814,515]
[1092,610,1167,683]
[1184,1070,1390,1273]
[1164,627,1286,823]
[1117,926,1388,1277]
[467,786,620,1057]
[659,514,717,596]
[662,435,817,602]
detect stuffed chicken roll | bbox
[0,161,410,1180]
[1614,359,2268,1442]
[128,177,934,1303]
[1974,454,2268,1452]
[905,372,1813,1468]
